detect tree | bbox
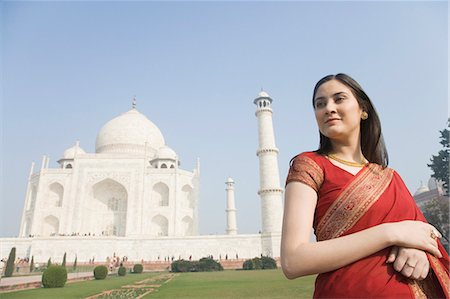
[30,256,35,272]
[427,120,449,195]
[47,258,52,268]
[62,253,66,267]
[422,196,450,252]
[73,255,77,271]
[4,247,16,277]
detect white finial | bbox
[132,96,137,109]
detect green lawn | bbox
[2,273,160,299]
[2,270,315,299]
[146,270,315,299]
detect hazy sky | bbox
[1,1,448,237]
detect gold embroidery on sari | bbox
[429,254,450,297]
[408,280,428,299]
[316,164,394,241]
[286,155,324,192]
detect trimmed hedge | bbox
[171,260,192,272]
[118,266,126,276]
[196,257,223,272]
[133,264,143,273]
[261,256,277,269]
[242,256,277,270]
[42,265,68,288]
[93,265,108,280]
[171,257,223,272]
[5,247,16,277]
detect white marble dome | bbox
[258,91,270,98]
[414,181,430,196]
[96,109,165,154]
[157,146,177,160]
[63,142,86,159]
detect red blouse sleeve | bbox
[286,152,324,193]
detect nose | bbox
[324,101,337,114]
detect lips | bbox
[325,118,341,123]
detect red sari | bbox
[286,151,449,298]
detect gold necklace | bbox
[328,154,368,167]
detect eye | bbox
[335,96,345,103]
[315,100,326,109]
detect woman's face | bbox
[313,79,363,143]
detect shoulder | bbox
[286,151,325,192]
[289,151,325,169]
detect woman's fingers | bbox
[386,246,398,264]
[400,261,415,277]
[420,262,430,280]
[393,253,408,272]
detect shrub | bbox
[171,258,223,272]
[252,257,262,270]
[30,256,34,272]
[261,256,277,269]
[195,257,223,272]
[171,260,192,272]
[133,264,143,273]
[62,252,66,267]
[73,256,77,271]
[42,265,67,288]
[4,247,16,277]
[93,265,108,280]
[118,266,126,276]
[242,259,254,270]
[242,256,277,270]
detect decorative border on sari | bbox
[429,254,450,297]
[316,164,394,241]
[286,155,324,192]
[408,280,428,299]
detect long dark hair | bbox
[312,73,388,167]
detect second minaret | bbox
[225,177,238,235]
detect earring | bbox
[361,111,368,120]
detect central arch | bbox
[151,215,168,236]
[88,178,128,236]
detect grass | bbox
[2,269,316,299]
[2,273,160,299]
[146,269,316,299]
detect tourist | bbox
[281,73,449,297]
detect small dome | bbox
[257,91,270,98]
[63,142,86,159]
[96,109,165,154]
[157,146,177,160]
[254,90,273,105]
[414,181,430,196]
[226,177,234,183]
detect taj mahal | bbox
[0,91,283,263]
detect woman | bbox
[281,74,449,298]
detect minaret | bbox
[254,90,283,234]
[225,177,237,235]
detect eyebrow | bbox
[314,92,348,102]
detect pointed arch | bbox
[48,182,64,207]
[152,182,169,207]
[182,216,193,236]
[182,184,194,209]
[88,178,128,236]
[42,215,59,236]
[151,215,168,236]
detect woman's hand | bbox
[386,246,430,280]
[387,221,442,258]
